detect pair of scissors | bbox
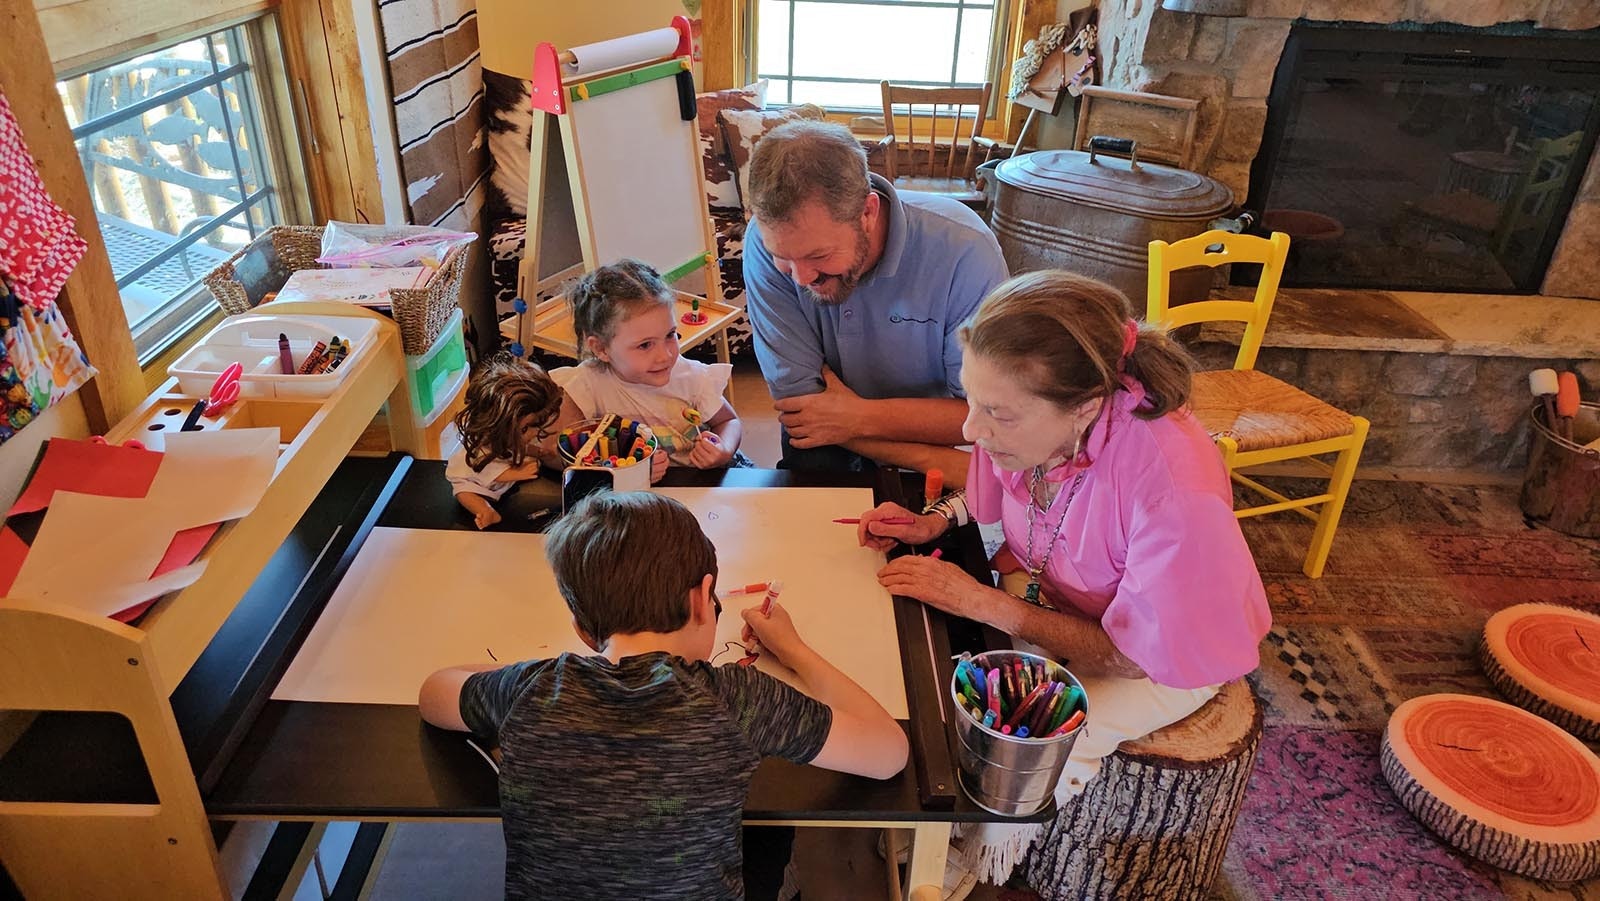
[203,362,242,418]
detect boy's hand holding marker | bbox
[739,581,803,665]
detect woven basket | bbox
[203,225,467,355]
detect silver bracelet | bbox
[924,491,970,531]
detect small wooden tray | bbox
[513,289,741,360]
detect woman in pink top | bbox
[861,271,1271,891]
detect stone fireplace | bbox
[1095,0,1600,298]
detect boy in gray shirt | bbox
[419,491,909,899]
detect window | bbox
[57,21,307,360]
[752,0,1007,109]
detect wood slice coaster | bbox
[1381,694,1600,882]
[1480,603,1600,740]
[1023,680,1263,900]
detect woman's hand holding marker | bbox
[856,502,948,552]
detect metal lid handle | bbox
[1087,136,1140,169]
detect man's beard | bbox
[800,226,871,306]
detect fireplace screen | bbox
[1248,25,1600,293]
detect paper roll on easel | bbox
[563,27,679,77]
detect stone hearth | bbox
[1096,0,1600,298]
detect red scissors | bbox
[203,362,242,418]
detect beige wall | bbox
[478,0,692,76]
[0,397,90,512]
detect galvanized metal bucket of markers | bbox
[950,650,1088,816]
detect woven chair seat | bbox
[1190,369,1356,453]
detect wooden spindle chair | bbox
[877,80,996,210]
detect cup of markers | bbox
[950,650,1088,817]
[557,417,658,469]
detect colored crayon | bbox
[297,341,327,374]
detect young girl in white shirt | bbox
[551,259,748,468]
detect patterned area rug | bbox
[1220,478,1600,900]
[1007,478,1600,900]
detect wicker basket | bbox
[203,225,468,355]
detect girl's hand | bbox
[877,555,984,619]
[857,503,947,552]
[687,432,734,469]
[649,449,669,484]
[474,506,502,530]
[740,601,807,665]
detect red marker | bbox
[759,580,784,615]
[834,516,915,525]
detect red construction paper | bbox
[8,437,164,516]
[106,523,220,623]
[152,523,220,576]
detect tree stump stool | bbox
[1479,603,1600,741]
[1021,679,1262,900]
[1381,694,1600,882]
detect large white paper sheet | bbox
[655,487,906,718]
[273,528,574,704]
[275,488,908,717]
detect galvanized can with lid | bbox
[987,137,1235,306]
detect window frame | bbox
[59,13,313,366]
[745,0,1014,120]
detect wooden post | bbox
[1022,680,1263,900]
[0,0,145,432]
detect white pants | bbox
[960,639,1220,885]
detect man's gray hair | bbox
[747,119,870,226]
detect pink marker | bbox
[834,516,915,525]
[930,549,943,560]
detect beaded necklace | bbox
[1022,466,1086,605]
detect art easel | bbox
[508,19,740,363]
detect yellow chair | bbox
[1147,230,1370,579]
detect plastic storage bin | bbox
[169,313,380,400]
[405,308,468,423]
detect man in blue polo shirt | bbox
[742,120,1008,474]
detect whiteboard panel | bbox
[274,488,907,718]
[567,74,710,276]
